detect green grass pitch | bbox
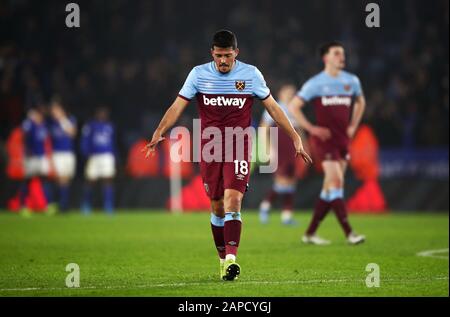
[0,210,448,296]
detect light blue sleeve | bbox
[297,78,316,102]
[351,75,363,97]
[178,68,198,100]
[261,109,274,126]
[253,67,271,100]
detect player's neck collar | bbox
[213,60,238,75]
[324,68,341,78]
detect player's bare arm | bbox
[288,96,331,141]
[60,117,77,138]
[52,105,77,137]
[262,95,313,164]
[259,119,271,151]
[142,96,190,158]
[347,95,366,138]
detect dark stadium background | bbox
[0,0,448,211]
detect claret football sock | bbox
[329,188,352,236]
[277,184,296,221]
[282,192,294,212]
[224,211,242,257]
[265,189,278,204]
[306,197,331,235]
[210,213,226,259]
[330,198,352,236]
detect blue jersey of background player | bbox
[22,108,48,159]
[80,106,116,214]
[48,115,76,152]
[81,119,115,157]
[20,107,52,215]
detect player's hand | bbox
[294,137,313,165]
[141,133,165,158]
[310,125,331,141]
[347,125,357,139]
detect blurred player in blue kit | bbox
[80,106,117,214]
[20,106,51,215]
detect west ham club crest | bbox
[235,80,245,91]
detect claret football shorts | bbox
[200,159,251,200]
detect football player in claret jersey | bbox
[288,41,366,245]
[47,97,77,212]
[80,106,116,214]
[143,30,312,281]
[259,84,301,225]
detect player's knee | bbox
[330,178,344,189]
[324,176,344,190]
[211,200,225,218]
[224,194,242,211]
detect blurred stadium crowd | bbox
[0,0,448,173]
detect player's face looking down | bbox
[211,46,239,74]
[324,46,346,70]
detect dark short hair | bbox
[319,41,344,57]
[96,105,109,113]
[212,30,237,49]
[95,105,110,119]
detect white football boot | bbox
[301,234,331,245]
[347,232,366,245]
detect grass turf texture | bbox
[0,210,448,297]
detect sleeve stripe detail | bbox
[296,95,308,103]
[178,94,191,102]
[260,92,271,101]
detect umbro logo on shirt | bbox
[202,95,246,109]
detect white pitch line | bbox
[0,276,448,292]
[417,248,449,259]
